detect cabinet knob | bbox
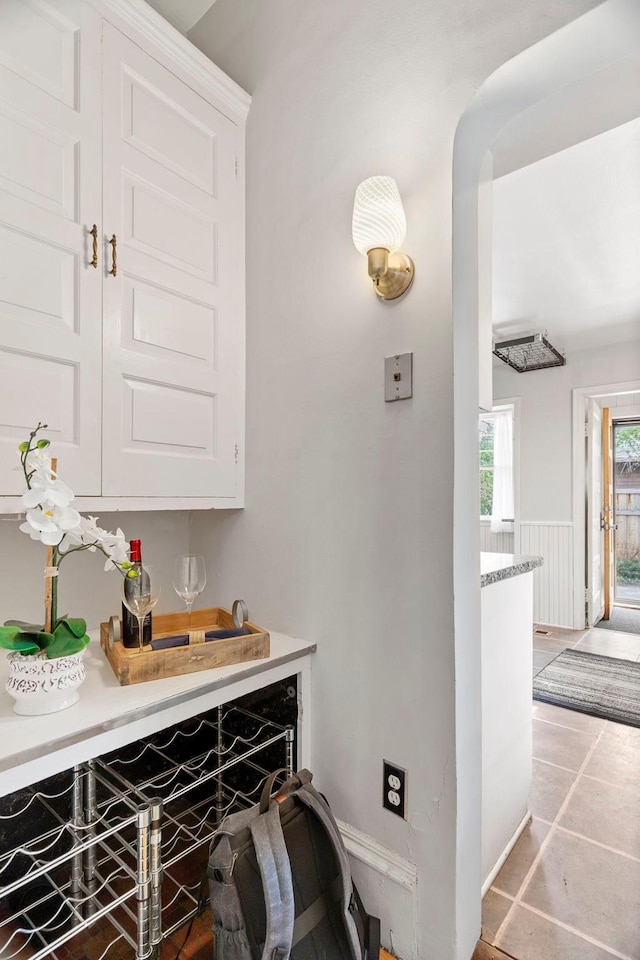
[109,234,117,277]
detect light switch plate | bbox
[385,353,413,402]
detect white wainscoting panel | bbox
[519,522,574,627]
[480,522,514,553]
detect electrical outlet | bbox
[383,760,407,818]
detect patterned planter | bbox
[5,650,86,716]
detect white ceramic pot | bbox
[5,650,86,716]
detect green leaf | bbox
[0,626,41,655]
[0,625,21,648]
[46,633,89,659]
[46,620,90,659]
[30,631,56,648]
[54,617,87,638]
[15,630,56,649]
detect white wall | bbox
[494,341,640,625]
[480,523,515,553]
[0,512,191,629]
[186,4,600,959]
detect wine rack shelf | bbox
[0,703,294,959]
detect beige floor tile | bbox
[533,651,558,676]
[532,719,597,772]
[532,702,606,735]
[601,720,640,746]
[529,759,577,823]
[522,830,640,958]
[498,905,619,960]
[584,730,640,784]
[560,774,640,856]
[587,627,640,643]
[575,634,640,660]
[532,637,573,654]
[493,819,551,898]
[482,889,513,942]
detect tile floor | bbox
[481,621,640,960]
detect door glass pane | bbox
[613,421,640,607]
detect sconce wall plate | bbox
[371,251,415,300]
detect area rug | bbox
[595,606,640,635]
[533,649,640,727]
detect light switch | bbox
[385,353,413,402]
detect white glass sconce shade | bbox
[352,176,407,255]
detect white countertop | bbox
[0,629,315,797]
[480,552,543,587]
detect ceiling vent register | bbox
[493,333,565,373]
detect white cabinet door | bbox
[0,0,102,494]
[101,23,243,498]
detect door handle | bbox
[108,234,117,277]
[89,224,98,268]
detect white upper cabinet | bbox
[0,0,248,509]
[0,0,103,495]
[101,24,241,497]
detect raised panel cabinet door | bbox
[101,23,243,498]
[0,0,102,494]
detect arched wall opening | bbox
[452,2,640,953]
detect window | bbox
[479,406,515,529]
[479,417,495,516]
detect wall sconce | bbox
[352,176,414,300]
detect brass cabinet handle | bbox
[109,234,117,277]
[89,224,98,268]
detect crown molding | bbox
[95,0,251,121]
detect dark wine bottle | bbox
[121,539,153,648]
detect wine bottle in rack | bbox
[121,539,153,648]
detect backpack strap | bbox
[293,782,363,960]
[249,799,295,960]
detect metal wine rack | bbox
[0,703,295,960]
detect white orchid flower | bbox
[21,478,75,510]
[19,520,42,542]
[24,449,55,485]
[103,528,129,571]
[23,504,81,546]
[18,430,130,574]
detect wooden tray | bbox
[100,607,270,686]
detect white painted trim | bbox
[482,810,531,897]
[572,378,640,630]
[91,0,251,121]
[520,520,574,527]
[0,496,244,515]
[336,819,419,892]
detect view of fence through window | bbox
[614,420,640,607]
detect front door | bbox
[587,399,604,626]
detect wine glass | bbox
[173,555,207,632]
[122,563,160,653]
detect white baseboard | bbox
[482,810,531,897]
[337,819,418,892]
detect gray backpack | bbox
[208,769,380,960]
